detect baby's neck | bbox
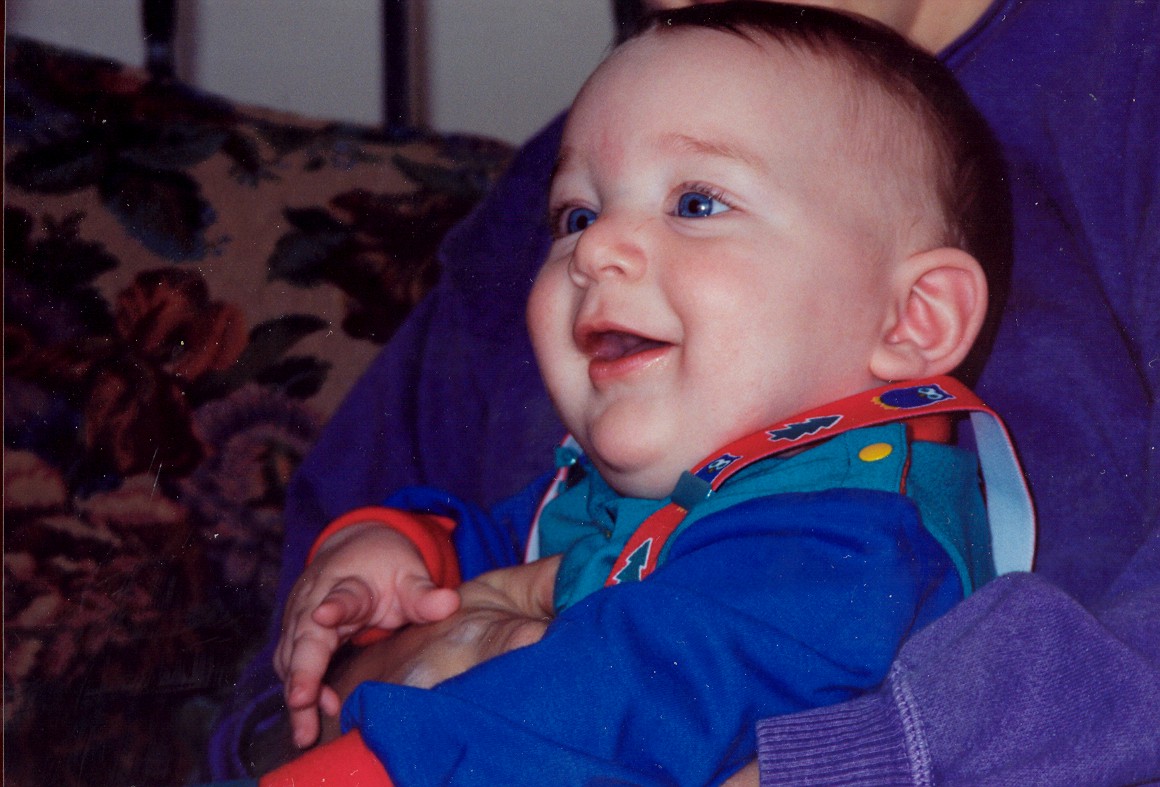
[845,0,993,54]
[912,0,994,53]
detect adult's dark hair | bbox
[633,2,1012,381]
[612,0,648,43]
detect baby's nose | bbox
[568,213,648,285]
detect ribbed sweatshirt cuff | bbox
[756,676,929,787]
[259,731,393,787]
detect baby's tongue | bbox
[590,331,666,361]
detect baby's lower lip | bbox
[588,342,671,384]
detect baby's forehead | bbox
[609,26,838,89]
[579,28,898,164]
[600,27,883,136]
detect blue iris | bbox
[677,191,729,218]
[565,207,598,234]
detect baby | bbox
[266,3,1029,785]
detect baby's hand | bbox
[274,523,461,748]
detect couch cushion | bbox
[4,36,512,787]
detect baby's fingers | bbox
[319,684,342,718]
[311,578,376,632]
[283,627,338,712]
[283,628,346,748]
[287,684,342,749]
[288,701,322,749]
[397,576,461,624]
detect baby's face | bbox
[528,28,900,498]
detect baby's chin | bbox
[597,464,681,501]
[585,439,695,501]
[573,405,722,499]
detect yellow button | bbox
[858,442,894,462]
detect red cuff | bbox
[308,506,462,645]
[308,506,461,587]
[260,731,392,787]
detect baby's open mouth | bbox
[582,330,670,362]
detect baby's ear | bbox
[870,247,987,381]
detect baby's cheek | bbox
[526,270,570,354]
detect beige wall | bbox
[7,0,613,144]
[424,0,613,142]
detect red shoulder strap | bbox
[600,376,1035,586]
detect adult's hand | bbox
[320,557,559,742]
[722,761,759,786]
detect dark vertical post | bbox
[383,0,411,135]
[142,0,177,80]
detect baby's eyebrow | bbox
[550,146,577,183]
[659,132,765,171]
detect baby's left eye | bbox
[676,191,731,218]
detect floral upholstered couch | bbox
[4,37,512,787]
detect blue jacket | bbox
[343,426,971,785]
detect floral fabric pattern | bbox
[4,36,511,787]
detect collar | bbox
[526,376,1035,584]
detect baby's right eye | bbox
[561,207,598,235]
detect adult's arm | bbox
[754,523,1160,785]
[748,10,1160,779]
[761,7,1160,782]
